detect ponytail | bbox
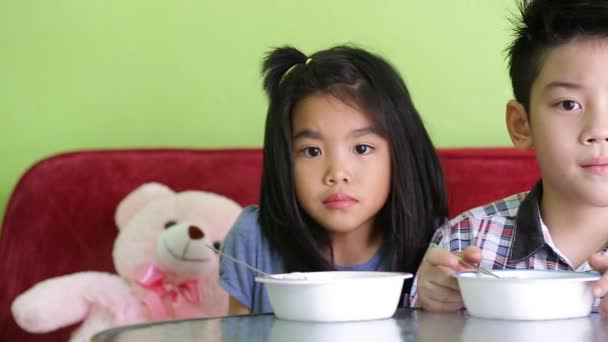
[261,46,308,99]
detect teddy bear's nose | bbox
[188,225,205,240]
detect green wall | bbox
[1,0,517,222]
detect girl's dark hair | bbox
[258,45,447,278]
[507,0,608,112]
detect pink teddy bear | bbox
[11,182,242,342]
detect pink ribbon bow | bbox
[136,264,202,320]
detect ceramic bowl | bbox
[455,269,600,320]
[255,271,411,322]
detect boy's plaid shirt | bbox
[409,181,607,307]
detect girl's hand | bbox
[416,245,483,312]
[588,254,608,315]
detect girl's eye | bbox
[354,144,373,154]
[303,147,322,157]
[558,100,582,111]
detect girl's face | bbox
[291,92,391,239]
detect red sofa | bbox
[0,148,540,341]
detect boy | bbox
[411,0,608,314]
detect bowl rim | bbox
[254,271,412,285]
[454,269,601,282]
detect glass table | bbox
[92,309,608,342]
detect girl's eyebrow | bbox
[293,129,321,140]
[293,127,379,140]
[350,127,378,137]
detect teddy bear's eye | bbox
[212,241,221,250]
[164,221,178,229]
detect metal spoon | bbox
[430,243,501,278]
[205,244,307,280]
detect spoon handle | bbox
[430,243,501,278]
[206,244,274,278]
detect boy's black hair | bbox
[258,45,448,281]
[508,0,608,111]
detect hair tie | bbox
[279,57,312,85]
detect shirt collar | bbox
[509,180,545,262]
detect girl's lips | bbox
[323,193,357,209]
[582,164,608,175]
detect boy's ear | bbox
[505,99,533,151]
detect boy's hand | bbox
[588,254,608,315]
[416,245,483,312]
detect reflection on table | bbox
[92,308,608,342]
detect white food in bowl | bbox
[269,272,307,280]
[255,271,412,322]
[455,269,600,320]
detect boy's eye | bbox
[303,147,322,157]
[558,100,582,111]
[354,144,373,154]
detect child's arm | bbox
[413,245,482,312]
[588,254,608,315]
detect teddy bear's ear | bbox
[115,182,175,230]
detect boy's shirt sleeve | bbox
[218,206,259,309]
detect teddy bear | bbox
[11,182,243,342]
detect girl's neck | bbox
[326,227,383,266]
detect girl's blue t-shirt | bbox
[218,205,388,314]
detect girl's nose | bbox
[323,168,351,185]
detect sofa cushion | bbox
[0,147,539,341]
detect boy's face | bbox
[290,92,391,240]
[506,37,608,207]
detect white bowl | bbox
[255,271,411,322]
[455,269,600,320]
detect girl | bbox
[219,45,447,315]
